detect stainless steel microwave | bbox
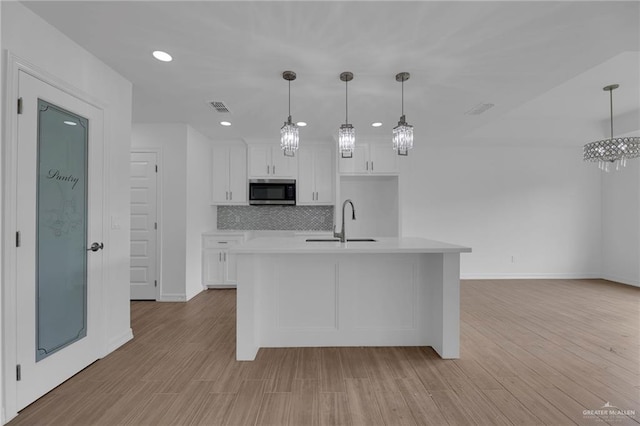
[249,179,296,205]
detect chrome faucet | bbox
[334,199,356,243]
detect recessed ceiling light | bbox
[63,120,77,126]
[371,122,382,127]
[220,121,231,126]
[296,122,307,127]
[152,50,173,62]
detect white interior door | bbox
[130,152,158,300]
[16,70,104,410]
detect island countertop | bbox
[230,236,472,254]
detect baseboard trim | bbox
[600,273,640,288]
[460,272,601,280]
[185,286,205,302]
[105,328,133,355]
[158,293,187,302]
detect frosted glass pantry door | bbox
[16,70,104,410]
[36,99,88,362]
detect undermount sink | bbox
[305,238,377,242]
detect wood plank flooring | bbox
[9,279,640,425]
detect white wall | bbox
[185,126,215,299]
[1,2,132,422]
[0,3,4,422]
[399,143,603,279]
[131,123,215,301]
[602,160,640,287]
[339,176,399,238]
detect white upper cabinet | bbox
[248,145,298,178]
[298,144,334,205]
[338,144,368,174]
[211,144,247,205]
[339,143,399,175]
[368,144,399,174]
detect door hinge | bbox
[154,280,157,288]
[154,222,157,230]
[16,364,21,381]
[155,165,158,173]
[16,231,20,247]
[17,98,23,115]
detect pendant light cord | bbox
[345,79,349,124]
[401,79,404,117]
[288,79,291,119]
[609,88,614,141]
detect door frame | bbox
[130,148,163,301]
[2,52,110,421]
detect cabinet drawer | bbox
[203,236,243,249]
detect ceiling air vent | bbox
[208,101,231,114]
[465,103,495,115]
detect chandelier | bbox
[583,84,640,172]
[392,72,413,156]
[338,72,355,158]
[280,71,299,157]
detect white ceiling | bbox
[22,1,640,147]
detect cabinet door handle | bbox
[223,252,226,262]
[219,252,222,262]
[371,161,374,171]
[230,191,232,200]
[366,161,369,171]
[225,191,228,200]
[272,165,276,174]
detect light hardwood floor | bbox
[9,279,640,425]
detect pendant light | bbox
[392,72,413,156]
[280,71,299,157]
[583,84,640,172]
[338,71,355,158]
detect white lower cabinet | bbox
[202,234,245,288]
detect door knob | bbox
[87,242,104,252]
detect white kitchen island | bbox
[231,237,471,361]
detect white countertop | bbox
[203,230,250,237]
[230,236,472,254]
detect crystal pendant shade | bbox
[281,71,299,157]
[338,72,355,158]
[393,115,413,156]
[393,72,413,156]
[339,124,355,158]
[280,116,299,157]
[583,84,639,172]
[583,137,640,172]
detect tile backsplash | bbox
[217,205,334,231]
